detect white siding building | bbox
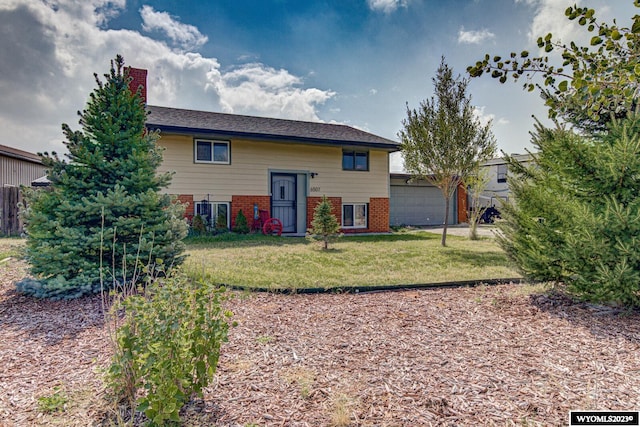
[477,153,533,208]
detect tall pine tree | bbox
[19,55,187,299]
[497,114,640,307]
[469,3,640,307]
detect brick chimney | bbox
[126,67,147,103]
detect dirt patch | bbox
[1,259,639,426]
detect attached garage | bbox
[389,174,459,227]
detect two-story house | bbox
[129,69,399,235]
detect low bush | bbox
[232,209,250,234]
[191,215,207,235]
[215,213,228,232]
[105,270,234,426]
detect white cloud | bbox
[367,0,408,14]
[526,0,574,44]
[0,0,335,154]
[457,27,495,44]
[520,0,616,46]
[140,5,208,50]
[473,106,509,127]
[218,64,335,121]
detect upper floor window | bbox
[342,150,369,171]
[195,139,230,164]
[497,164,507,183]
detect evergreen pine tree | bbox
[497,114,640,306]
[18,55,188,299]
[470,4,640,308]
[232,210,249,234]
[307,195,341,250]
[496,122,581,283]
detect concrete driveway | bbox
[420,224,497,238]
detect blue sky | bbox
[0,0,637,171]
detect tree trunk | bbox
[442,194,450,247]
[469,208,479,240]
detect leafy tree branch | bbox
[468,2,640,132]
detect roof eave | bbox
[0,149,43,165]
[147,123,400,152]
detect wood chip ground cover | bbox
[1,259,639,426]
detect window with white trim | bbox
[195,139,230,164]
[194,201,230,229]
[342,203,367,228]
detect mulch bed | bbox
[1,258,639,426]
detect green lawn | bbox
[1,231,520,291]
[184,231,520,291]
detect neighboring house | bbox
[130,69,400,235]
[0,144,46,235]
[477,153,533,208]
[389,173,466,227]
[0,144,46,187]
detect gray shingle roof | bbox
[146,105,399,151]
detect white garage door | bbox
[390,185,456,226]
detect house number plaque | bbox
[310,186,321,193]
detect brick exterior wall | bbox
[307,196,342,231]
[308,196,390,234]
[176,194,194,221]
[231,195,271,229]
[126,67,147,103]
[457,183,468,223]
[368,197,390,233]
[178,194,391,233]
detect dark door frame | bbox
[270,173,297,233]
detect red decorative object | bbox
[252,209,283,236]
[262,218,283,236]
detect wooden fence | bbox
[0,186,23,236]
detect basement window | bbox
[194,201,230,229]
[342,203,367,228]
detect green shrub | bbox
[106,272,233,426]
[216,212,228,232]
[498,115,640,307]
[232,209,250,234]
[191,215,207,235]
[37,386,68,413]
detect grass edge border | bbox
[224,277,528,295]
